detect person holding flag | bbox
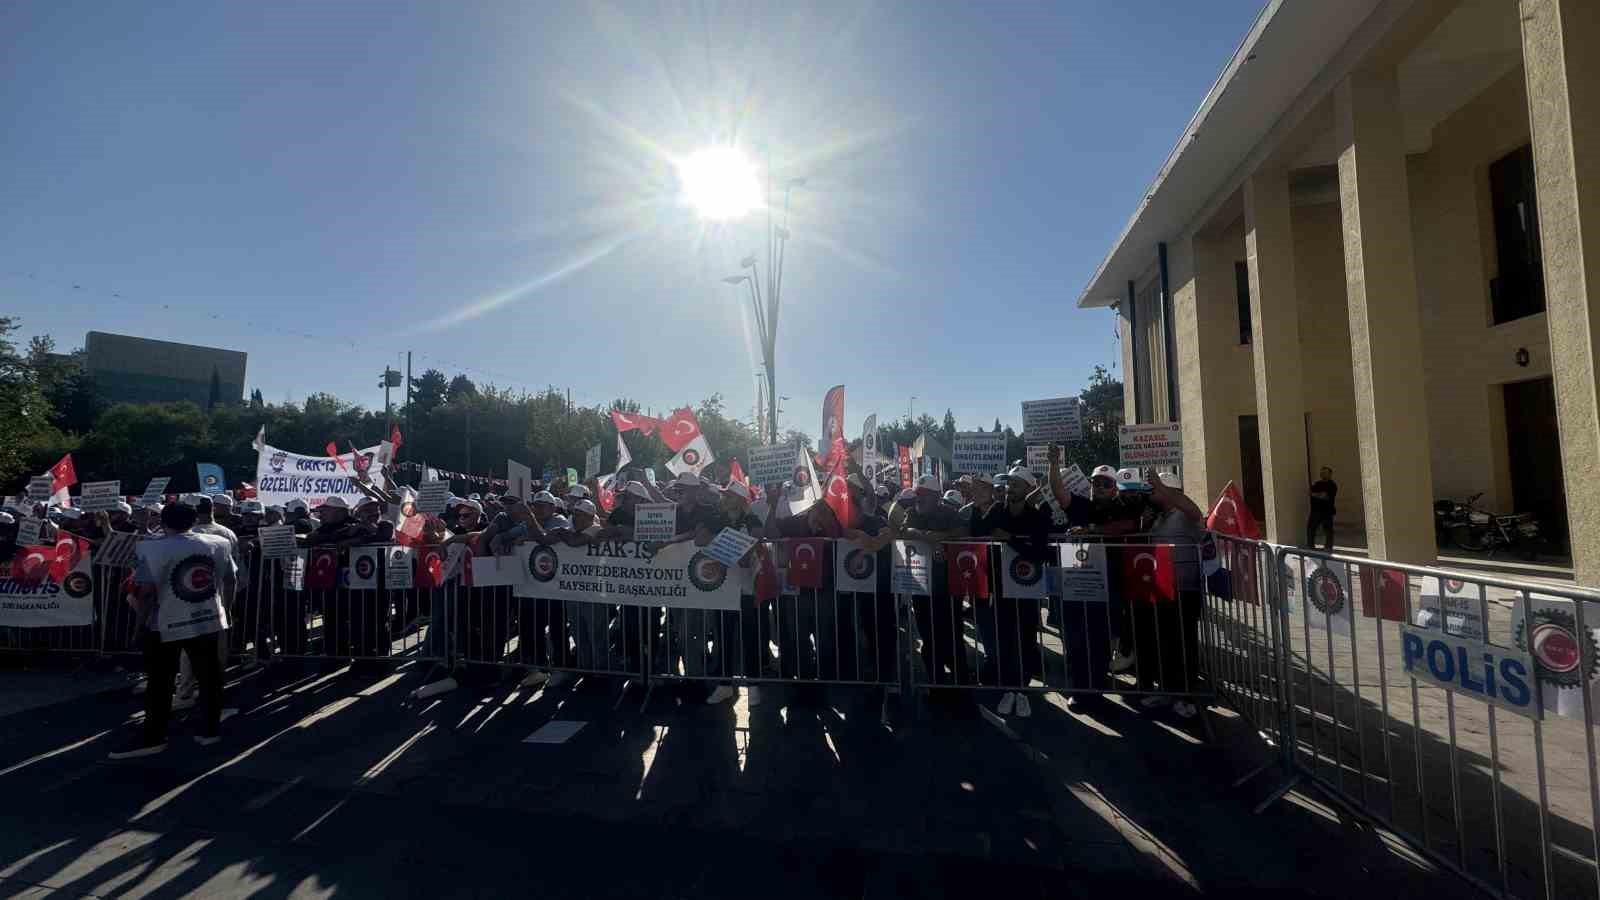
[1133,469,1208,719]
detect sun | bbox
[676,147,762,221]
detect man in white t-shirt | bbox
[110,502,237,759]
[174,494,244,700]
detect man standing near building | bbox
[1307,467,1337,552]
[110,501,236,758]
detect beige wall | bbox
[1409,66,1553,512]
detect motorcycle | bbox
[1435,493,1545,560]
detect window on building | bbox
[1489,144,1545,325]
[1235,260,1253,345]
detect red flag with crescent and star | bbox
[752,544,780,604]
[947,542,991,599]
[1206,481,1262,539]
[1122,545,1175,605]
[49,454,78,494]
[661,408,703,453]
[785,538,826,589]
[416,545,445,590]
[611,409,665,438]
[819,386,855,531]
[308,547,340,589]
[13,544,55,583]
[49,534,89,584]
[727,458,749,491]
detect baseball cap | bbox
[1116,468,1139,484]
[1091,465,1118,482]
[0,512,14,526]
[942,490,963,505]
[571,499,598,516]
[622,481,651,500]
[318,496,349,510]
[180,493,203,508]
[567,484,591,499]
[970,472,993,486]
[458,499,484,514]
[1007,465,1036,487]
[240,500,265,515]
[895,488,917,504]
[531,490,558,506]
[211,493,235,508]
[286,498,310,512]
[915,474,940,494]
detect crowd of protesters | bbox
[0,441,1212,758]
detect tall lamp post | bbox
[724,173,804,445]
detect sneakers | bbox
[996,692,1017,716]
[1110,651,1137,674]
[705,685,737,705]
[519,670,550,689]
[747,686,764,707]
[1139,695,1171,709]
[1014,694,1032,718]
[1172,700,1199,719]
[108,736,167,760]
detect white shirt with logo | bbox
[135,532,237,642]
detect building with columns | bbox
[1078,0,1598,582]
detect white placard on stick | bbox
[703,528,758,568]
[1060,463,1091,499]
[16,518,42,547]
[633,502,678,543]
[952,432,1007,475]
[1119,423,1184,468]
[584,444,602,481]
[747,444,800,488]
[78,481,122,512]
[892,541,933,596]
[27,477,53,502]
[1021,397,1082,443]
[415,480,451,515]
[257,525,299,559]
[507,460,532,502]
[1026,445,1050,479]
[384,545,415,589]
[140,477,171,505]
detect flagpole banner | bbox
[748,444,800,487]
[1021,397,1082,443]
[862,415,879,483]
[633,503,678,543]
[510,540,748,610]
[507,460,532,501]
[615,434,632,473]
[834,539,880,593]
[1000,545,1050,599]
[1513,592,1600,720]
[255,442,385,508]
[0,562,94,627]
[384,546,415,590]
[348,547,380,590]
[952,432,1007,475]
[892,541,933,596]
[196,463,227,495]
[1415,576,1486,640]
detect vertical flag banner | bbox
[615,434,632,473]
[862,415,879,483]
[1121,545,1175,606]
[196,463,227,495]
[819,385,854,530]
[584,444,602,481]
[787,444,821,513]
[897,445,913,490]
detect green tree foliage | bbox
[0,319,57,485]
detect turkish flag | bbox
[1207,481,1262,539]
[417,545,445,590]
[947,543,991,599]
[1229,542,1262,605]
[15,544,55,583]
[1121,545,1175,605]
[728,459,748,490]
[661,408,702,453]
[611,409,665,437]
[389,424,404,451]
[49,454,77,493]
[596,475,616,513]
[786,539,826,589]
[394,508,426,546]
[818,386,854,530]
[823,470,855,531]
[1359,567,1408,622]
[308,547,340,589]
[49,534,88,583]
[753,544,780,604]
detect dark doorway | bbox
[1238,415,1265,521]
[1503,377,1568,549]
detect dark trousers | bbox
[913,593,964,685]
[1130,591,1204,694]
[1060,600,1113,690]
[1306,511,1334,551]
[977,596,1041,687]
[143,628,224,741]
[518,596,566,669]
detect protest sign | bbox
[257,525,299,559]
[16,519,42,547]
[27,477,53,502]
[348,547,380,590]
[952,432,1007,475]
[140,477,171,506]
[1052,567,1109,604]
[747,444,800,488]
[1415,576,1486,641]
[507,460,532,501]
[255,442,385,509]
[892,541,933,595]
[510,540,747,610]
[1119,423,1183,468]
[1060,463,1091,499]
[95,532,141,568]
[385,546,415,589]
[414,480,451,515]
[1026,445,1050,479]
[1022,397,1082,443]
[633,502,678,543]
[78,481,122,512]
[584,444,602,481]
[703,528,759,568]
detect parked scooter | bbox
[1434,492,1545,559]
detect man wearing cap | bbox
[893,474,967,686]
[972,466,1053,717]
[284,498,316,535]
[210,492,239,531]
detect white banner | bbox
[0,560,95,627]
[892,541,932,596]
[507,459,532,502]
[78,481,122,512]
[1022,397,1082,443]
[510,540,749,610]
[470,553,526,587]
[255,442,385,509]
[633,503,678,543]
[834,539,881,593]
[348,547,381,590]
[1000,545,1051,599]
[862,416,879,483]
[952,432,1007,475]
[384,546,415,589]
[1119,423,1183,469]
[746,444,799,488]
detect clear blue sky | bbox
[1,0,1262,441]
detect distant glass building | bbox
[83,331,247,407]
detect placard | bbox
[1051,567,1109,604]
[16,519,42,547]
[510,540,748,610]
[703,528,759,568]
[747,444,800,488]
[78,481,122,512]
[633,502,678,543]
[1060,463,1091,499]
[584,444,602,481]
[385,545,415,589]
[348,547,381,590]
[470,553,527,587]
[280,551,306,590]
[1021,397,1082,443]
[1119,423,1183,468]
[507,460,532,502]
[257,525,299,559]
[27,476,53,502]
[140,477,171,505]
[892,541,932,596]
[1415,576,1486,641]
[94,532,141,568]
[415,480,451,515]
[1026,445,1050,479]
[952,432,1007,475]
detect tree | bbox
[993,418,1002,434]
[409,369,449,417]
[0,319,56,486]
[1074,364,1124,470]
[447,374,477,400]
[782,429,814,453]
[941,409,957,447]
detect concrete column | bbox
[1522,0,1600,585]
[1173,232,1238,505]
[1245,169,1310,544]
[1334,69,1436,564]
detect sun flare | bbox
[676,147,762,221]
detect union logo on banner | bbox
[170,555,216,604]
[1517,608,1594,689]
[687,552,727,591]
[1009,556,1042,587]
[269,451,288,473]
[527,546,559,583]
[1307,567,1346,617]
[843,548,875,580]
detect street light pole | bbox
[723,162,803,446]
